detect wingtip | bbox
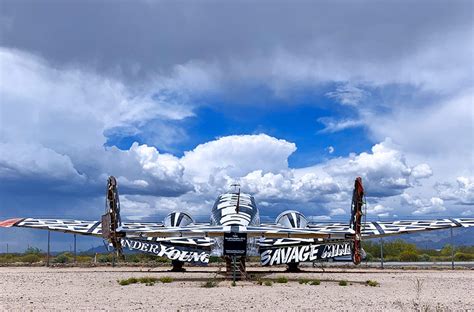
[0,218,23,227]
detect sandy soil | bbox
[0,266,473,311]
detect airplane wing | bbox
[118,224,353,239]
[0,218,163,238]
[0,218,353,239]
[306,218,474,239]
[2,217,473,240]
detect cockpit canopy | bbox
[276,210,308,228]
[164,212,194,227]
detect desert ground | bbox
[0,266,473,311]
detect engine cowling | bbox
[164,212,194,227]
[275,210,308,228]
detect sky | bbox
[0,0,473,251]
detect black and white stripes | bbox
[276,210,308,228]
[211,193,260,226]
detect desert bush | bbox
[364,252,374,262]
[159,276,173,283]
[154,257,170,263]
[209,256,223,263]
[53,253,71,264]
[399,251,419,262]
[97,254,114,263]
[418,254,431,261]
[138,277,158,284]
[276,276,288,283]
[299,278,310,284]
[264,280,273,286]
[339,280,348,286]
[202,280,218,288]
[310,280,321,286]
[366,280,378,287]
[454,252,474,261]
[21,253,42,263]
[25,247,42,255]
[76,255,92,263]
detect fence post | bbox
[46,231,50,267]
[450,227,454,270]
[74,234,77,264]
[380,237,384,269]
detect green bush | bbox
[276,276,288,283]
[25,247,42,255]
[418,254,431,261]
[339,280,348,286]
[264,280,273,286]
[97,254,113,263]
[76,255,92,263]
[454,252,474,261]
[138,277,158,284]
[209,256,223,263]
[53,253,71,264]
[21,253,42,263]
[364,252,374,262]
[310,280,321,286]
[202,280,218,288]
[159,276,173,283]
[299,278,310,284]
[155,257,170,263]
[366,280,378,287]
[399,251,419,262]
[125,254,141,263]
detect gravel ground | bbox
[0,266,473,311]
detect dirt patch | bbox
[0,266,472,311]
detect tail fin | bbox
[350,177,364,264]
[101,176,124,258]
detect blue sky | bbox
[0,0,473,251]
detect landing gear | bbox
[285,262,302,273]
[225,256,246,280]
[170,260,186,272]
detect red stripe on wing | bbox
[0,218,24,227]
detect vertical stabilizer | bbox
[350,177,365,264]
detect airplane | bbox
[1,176,473,276]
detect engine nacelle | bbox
[275,210,308,228]
[164,212,194,227]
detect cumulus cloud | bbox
[314,139,432,197]
[329,208,346,216]
[181,134,296,184]
[435,176,474,205]
[367,204,394,218]
[401,193,447,215]
[0,142,83,182]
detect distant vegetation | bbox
[362,239,474,262]
[0,239,473,265]
[117,276,174,286]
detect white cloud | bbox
[329,208,346,216]
[367,204,394,218]
[436,176,474,205]
[312,139,431,197]
[0,142,83,182]
[308,215,331,221]
[402,193,447,215]
[325,84,368,106]
[318,118,365,133]
[411,164,433,179]
[181,134,296,184]
[327,146,335,154]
